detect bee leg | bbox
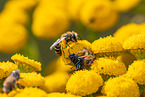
[75,60,81,71]
[88,59,94,66]
[16,83,21,89]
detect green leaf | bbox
[138,84,145,95]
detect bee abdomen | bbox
[55,44,62,56]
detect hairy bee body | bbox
[61,31,78,43]
[69,54,84,71]
[69,48,96,71]
[3,70,21,94]
[54,44,62,56]
[50,31,80,51]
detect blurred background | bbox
[0,0,145,76]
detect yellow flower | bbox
[91,58,127,76]
[0,93,7,97]
[123,34,145,50]
[0,8,29,25]
[61,40,92,65]
[67,0,88,21]
[4,0,39,11]
[47,92,81,97]
[0,61,18,79]
[80,0,119,31]
[42,58,74,76]
[39,0,68,12]
[117,51,136,68]
[8,88,21,97]
[40,71,70,93]
[123,34,145,59]
[32,4,70,39]
[66,70,103,96]
[102,76,139,97]
[112,0,141,12]
[0,24,28,54]
[18,72,45,87]
[14,87,47,97]
[55,57,74,73]
[113,23,141,42]
[126,60,145,85]
[11,53,42,72]
[91,35,123,57]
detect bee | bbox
[3,70,21,94]
[54,43,62,56]
[50,31,81,56]
[49,31,81,50]
[69,48,96,71]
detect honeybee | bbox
[3,70,21,94]
[69,48,96,71]
[50,31,81,56]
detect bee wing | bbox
[59,37,66,43]
[50,39,61,50]
[49,37,66,50]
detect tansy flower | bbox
[55,57,74,73]
[113,23,141,42]
[18,72,44,87]
[8,88,21,97]
[0,93,7,97]
[40,71,70,93]
[67,0,88,21]
[123,34,145,59]
[61,40,92,65]
[39,0,68,12]
[32,5,70,39]
[80,0,119,31]
[112,0,141,12]
[0,8,29,25]
[0,61,18,79]
[102,76,139,97]
[4,0,39,11]
[126,60,145,85]
[91,36,123,57]
[0,24,28,54]
[42,58,74,76]
[117,51,136,68]
[47,92,81,97]
[91,58,127,76]
[66,70,103,96]
[14,87,47,97]
[11,54,42,72]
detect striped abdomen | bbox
[55,44,62,56]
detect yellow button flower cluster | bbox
[18,72,45,87]
[40,72,70,93]
[91,57,127,76]
[32,0,70,39]
[0,61,18,79]
[102,76,139,97]
[91,35,123,57]
[47,92,81,97]
[66,70,103,96]
[11,53,42,72]
[126,60,145,85]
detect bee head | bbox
[11,70,20,80]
